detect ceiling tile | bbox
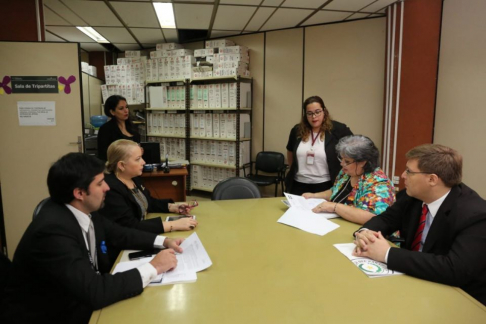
[44,7,71,25]
[262,0,285,6]
[220,0,261,4]
[80,43,109,52]
[210,30,240,38]
[130,28,164,43]
[96,27,137,43]
[345,13,371,20]
[282,0,330,9]
[174,4,213,29]
[62,0,122,27]
[363,0,398,12]
[46,26,95,42]
[245,7,275,31]
[173,0,213,2]
[261,8,313,30]
[114,44,143,51]
[213,5,257,30]
[110,1,159,28]
[162,29,179,43]
[45,31,66,42]
[301,10,351,26]
[43,0,86,25]
[324,0,377,12]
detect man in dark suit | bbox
[354,144,486,305]
[1,153,184,323]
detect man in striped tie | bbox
[353,144,486,305]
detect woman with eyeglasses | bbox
[304,135,395,225]
[285,96,353,195]
[97,95,140,162]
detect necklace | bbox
[331,178,352,204]
[117,174,149,219]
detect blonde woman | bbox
[99,139,197,234]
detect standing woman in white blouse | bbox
[285,96,353,195]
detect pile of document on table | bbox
[277,193,340,236]
[113,233,212,285]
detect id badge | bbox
[306,150,315,165]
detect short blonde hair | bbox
[105,139,139,173]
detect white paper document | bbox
[277,207,340,236]
[112,233,212,285]
[283,192,339,219]
[334,243,403,278]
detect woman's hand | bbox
[169,203,196,215]
[302,192,315,199]
[171,217,198,231]
[312,201,336,213]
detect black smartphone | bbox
[128,248,162,261]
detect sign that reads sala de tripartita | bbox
[11,76,58,93]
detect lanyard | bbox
[311,131,321,147]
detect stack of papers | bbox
[334,243,403,278]
[277,193,340,236]
[113,232,212,285]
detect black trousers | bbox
[289,180,333,196]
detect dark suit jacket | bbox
[285,120,353,192]
[1,200,157,324]
[100,173,173,234]
[360,185,486,305]
[97,118,140,161]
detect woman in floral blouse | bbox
[303,135,395,224]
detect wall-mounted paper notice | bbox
[17,101,56,126]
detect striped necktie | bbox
[411,204,428,252]
[87,218,97,269]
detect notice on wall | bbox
[18,101,56,126]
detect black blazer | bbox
[97,118,140,161]
[360,185,486,305]
[100,173,173,234]
[285,120,353,191]
[1,200,157,324]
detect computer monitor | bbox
[140,142,161,164]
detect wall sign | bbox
[11,76,58,94]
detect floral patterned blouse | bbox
[330,167,395,215]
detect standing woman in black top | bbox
[97,95,140,161]
[285,96,353,195]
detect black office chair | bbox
[211,177,262,201]
[244,151,288,197]
[33,197,51,219]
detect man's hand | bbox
[353,229,379,252]
[353,231,390,263]
[149,249,177,274]
[163,237,184,253]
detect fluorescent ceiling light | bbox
[153,2,176,29]
[76,26,109,43]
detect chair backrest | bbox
[33,197,51,219]
[0,253,12,303]
[211,177,262,201]
[255,151,285,174]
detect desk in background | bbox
[91,197,486,324]
[140,168,187,202]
